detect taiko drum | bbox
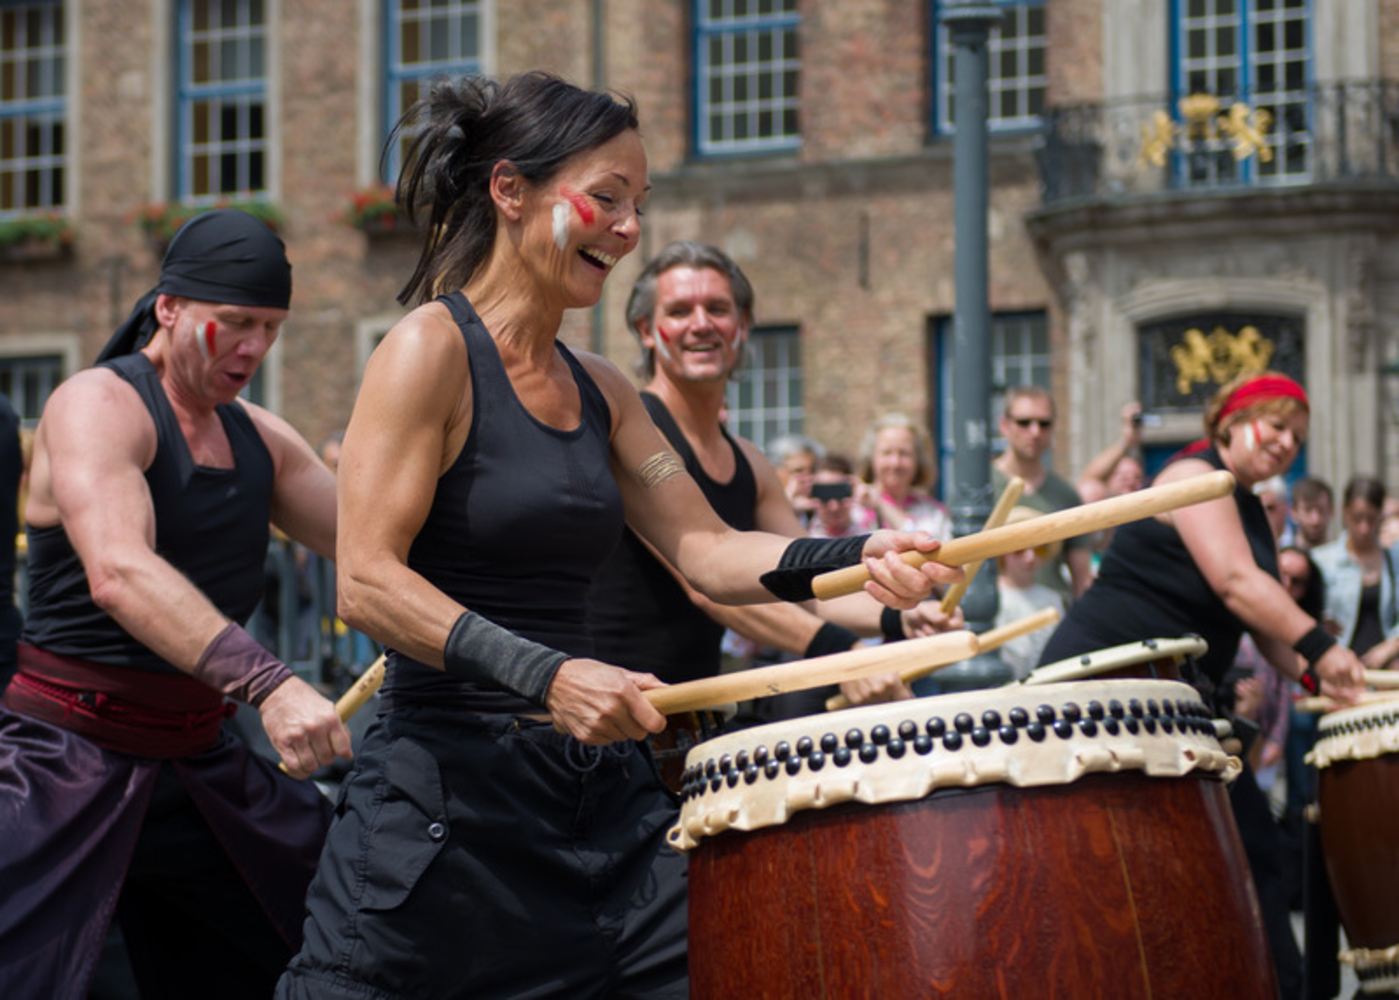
[1311,699,1399,994]
[671,678,1275,999]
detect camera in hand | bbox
[811,481,853,502]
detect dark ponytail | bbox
[389,71,640,306]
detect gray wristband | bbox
[192,622,294,707]
[442,610,569,707]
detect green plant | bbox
[0,211,75,249]
[338,183,404,231]
[132,198,283,246]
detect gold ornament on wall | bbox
[1170,325,1276,397]
[1137,94,1275,170]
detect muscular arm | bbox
[336,314,666,745]
[1163,459,1364,701]
[34,370,237,666]
[30,368,348,775]
[334,306,487,667]
[590,360,961,609]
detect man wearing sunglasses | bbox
[993,386,1094,601]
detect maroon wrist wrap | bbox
[193,623,294,707]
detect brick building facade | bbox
[4,0,1399,498]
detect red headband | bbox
[1217,374,1309,423]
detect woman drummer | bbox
[276,72,957,999]
[1036,370,1364,997]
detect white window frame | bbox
[725,324,802,453]
[0,0,67,217]
[173,0,275,201]
[1172,0,1311,185]
[0,333,82,423]
[380,0,487,182]
[933,0,1046,136]
[694,0,801,157]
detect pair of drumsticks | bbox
[284,470,1238,775]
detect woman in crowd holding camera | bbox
[854,413,952,540]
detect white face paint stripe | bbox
[552,201,570,252]
[197,320,215,360]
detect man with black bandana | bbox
[0,209,349,999]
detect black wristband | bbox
[1292,625,1336,667]
[759,535,869,602]
[881,605,905,642]
[804,622,861,659]
[442,611,569,707]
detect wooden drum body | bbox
[1311,700,1399,993]
[672,679,1275,999]
[1021,635,1206,686]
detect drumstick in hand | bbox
[812,470,1236,601]
[938,476,1024,615]
[824,605,1060,712]
[644,630,978,716]
[278,654,386,776]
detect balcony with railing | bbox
[1037,80,1399,206]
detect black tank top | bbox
[1351,581,1384,657]
[386,292,625,713]
[1036,444,1276,684]
[22,353,274,673]
[586,392,757,683]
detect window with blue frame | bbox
[1172,0,1310,186]
[0,1,66,216]
[932,0,1045,136]
[694,0,801,157]
[175,0,268,200]
[725,325,802,452]
[383,0,482,181]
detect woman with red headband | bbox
[1039,369,1362,699]
[1036,369,1364,996]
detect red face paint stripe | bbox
[203,321,217,358]
[561,187,595,226]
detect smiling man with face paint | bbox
[587,241,961,718]
[0,208,349,999]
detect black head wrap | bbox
[97,208,293,362]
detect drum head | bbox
[670,677,1236,852]
[1309,696,1399,769]
[1022,636,1207,686]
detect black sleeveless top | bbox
[386,292,625,713]
[586,392,757,684]
[23,353,274,673]
[1036,445,1277,683]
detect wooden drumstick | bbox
[824,605,1060,712]
[937,476,1025,614]
[644,630,979,716]
[812,469,1236,601]
[279,654,386,775]
[1364,670,1399,689]
[1296,690,1399,713]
